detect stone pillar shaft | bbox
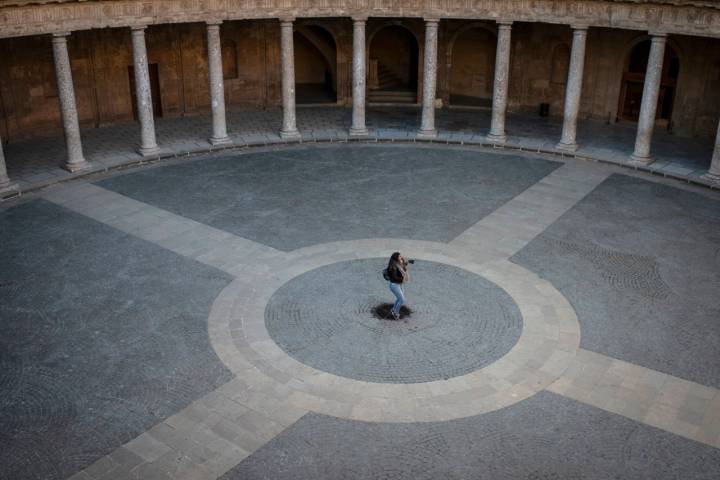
[630,34,667,164]
[557,26,588,152]
[131,26,160,156]
[487,22,512,143]
[52,33,89,171]
[706,119,720,180]
[279,19,300,139]
[207,22,231,146]
[349,17,368,136]
[418,19,440,138]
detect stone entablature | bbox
[1,0,720,39]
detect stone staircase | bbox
[368,62,416,104]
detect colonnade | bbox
[1,17,719,198]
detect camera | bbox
[404,259,415,265]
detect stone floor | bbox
[2,106,718,196]
[1,143,720,480]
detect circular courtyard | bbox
[1,143,720,480]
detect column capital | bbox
[206,20,223,28]
[497,20,513,27]
[130,24,149,33]
[570,24,589,32]
[351,15,368,23]
[279,17,295,25]
[424,18,440,25]
[649,31,668,39]
[51,32,70,40]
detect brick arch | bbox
[445,22,498,106]
[366,21,423,100]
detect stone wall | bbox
[1,18,719,142]
[2,0,720,39]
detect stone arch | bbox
[293,23,338,104]
[617,35,682,125]
[446,23,497,107]
[367,22,420,103]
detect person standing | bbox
[386,252,409,320]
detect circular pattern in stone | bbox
[264,258,523,383]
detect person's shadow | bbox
[372,303,413,321]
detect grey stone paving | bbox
[95,144,559,251]
[2,107,717,194]
[222,391,720,480]
[3,141,720,479]
[264,259,523,383]
[0,199,233,480]
[511,173,720,388]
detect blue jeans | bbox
[389,282,405,315]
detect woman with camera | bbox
[386,252,410,320]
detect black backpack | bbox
[382,268,391,281]
[382,265,401,283]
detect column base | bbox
[702,171,720,183]
[279,129,301,140]
[555,141,579,152]
[137,146,162,158]
[209,136,233,147]
[62,159,91,173]
[628,154,653,166]
[349,127,369,137]
[485,133,507,144]
[416,129,438,139]
[0,181,20,200]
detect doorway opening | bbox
[368,25,419,104]
[294,26,337,104]
[617,40,679,128]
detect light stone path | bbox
[548,349,720,449]
[42,183,282,277]
[451,162,613,259]
[39,157,720,480]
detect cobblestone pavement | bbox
[94,144,559,251]
[2,144,720,479]
[0,200,233,480]
[222,392,720,480]
[2,107,717,196]
[511,173,720,388]
[264,259,523,383]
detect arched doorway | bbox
[617,39,680,127]
[294,25,337,104]
[368,25,419,104]
[448,27,496,107]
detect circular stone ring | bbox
[208,238,581,423]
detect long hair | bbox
[387,252,401,271]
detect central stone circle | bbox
[265,259,523,383]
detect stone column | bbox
[349,16,368,137]
[487,21,513,144]
[0,133,19,198]
[131,26,161,157]
[417,18,440,139]
[207,22,231,146]
[556,26,588,152]
[52,32,89,172]
[629,33,667,164]
[704,119,720,182]
[279,18,300,139]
